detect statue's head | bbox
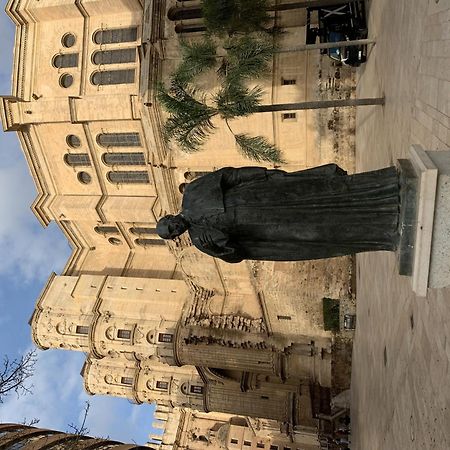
[156,214,189,240]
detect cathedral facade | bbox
[1,0,356,443]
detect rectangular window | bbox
[230,439,239,445]
[121,377,133,385]
[244,442,252,447]
[270,446,278,450]
[282,78,296,85]
[283,447,291,450]
[117,329,132,339]
[282,113,296,120]
[277,315,291,320]
[158,333,173,343]
[257,443,265,448]
[156,380,169,390]
[76,325,89,335]
[190,385,204,394]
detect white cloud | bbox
[0,162,71,283]
[0,349,155,444]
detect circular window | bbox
[66,135,81,148]
[62,33,76,48]
[108,237,122,246]
[105,375,113,384]
[59,73,74,88]
[77,171,92,184]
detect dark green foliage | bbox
[215,84,263,118]
[173,39,218,86]
[322,298,340,331]
[234,133,285,163]
[201,0,271,35]
[221,35,275,83]
[157,82,217,152]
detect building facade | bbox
[1,0,356,439]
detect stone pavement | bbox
[350,0,450,449]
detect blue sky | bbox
[0,3,158,444]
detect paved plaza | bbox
[351,0,450,448]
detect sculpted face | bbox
[156,214,189,240]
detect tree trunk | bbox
[276,38,375,52]
[267,0,357,12]
[256,97,385,112]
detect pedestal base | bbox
[399,145,450,297]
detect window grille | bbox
[92,49,136,65]
[230,440,239,445]
[158,333,173,343]
[97,133,141,147]
[156,381,169,390]
[190,385,204,394]
[277,315,291,320]
[244,442,252,447]
[282,113,296,120]
[64,153,90,167]
[53,53,79,68]
[257,444,265,448]
[93,27,138,44]
[282,78,296,85]
[76,325,89,335]
[91,69,135,85]
[107,171,150,184]
[102,152,145,166]
[117,329,131,339]
[121,377,133,385]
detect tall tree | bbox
[159,36,382,163]
[0,350,37,403]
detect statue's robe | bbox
[181,165,399,263]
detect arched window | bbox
[129,227,157,235]
[93,27,138,44]
[168,6,203,21]
[102,152,145,166]
[91,69,135,86]
[94,225,119,234]
[107,171,150,184]
[64,153,91,167]
[97,133,141,147]
[175,24,206,34]
[53,53,79,68]
[92,49,136,65]
[135,238,166,247]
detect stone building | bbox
[148,407,322,450]
[1,0,356,439]
[0,422,148,449]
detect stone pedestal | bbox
[398,145,450,297]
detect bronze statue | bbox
[157,165,400,263]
